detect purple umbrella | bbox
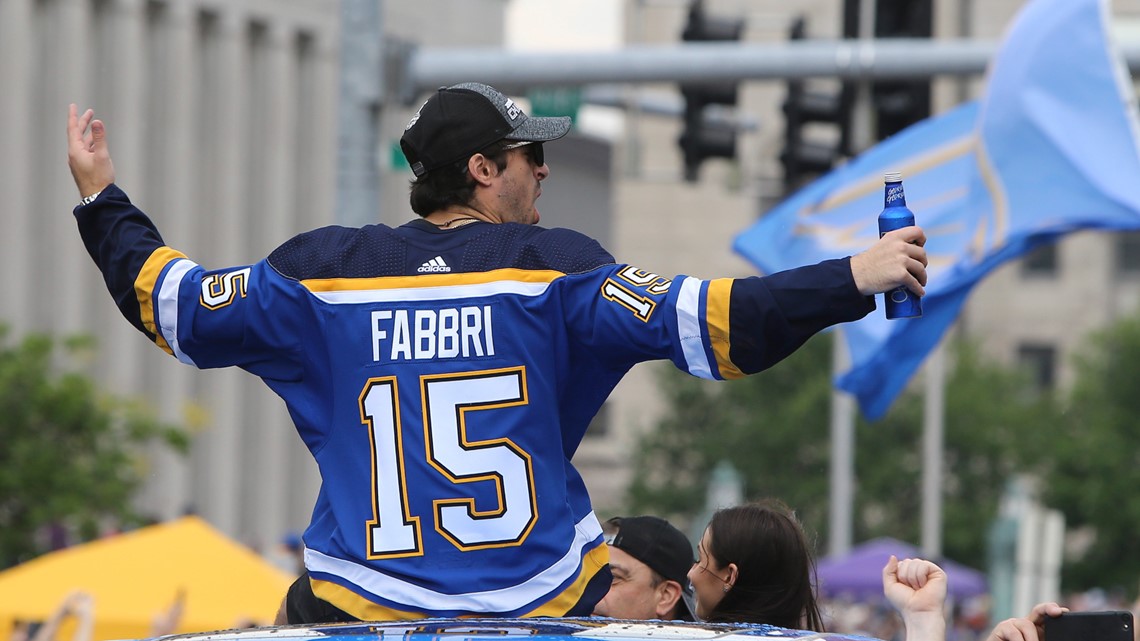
[816,537,988,599]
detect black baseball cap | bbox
[400,82,572,177]
[605,516,697,621]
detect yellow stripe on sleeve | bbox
[135,246,188,355]
[520,542,610,617]
[309,542,610,620]
[310,578,430,621]
[706,278,745,379]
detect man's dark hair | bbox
[408,143,511,217]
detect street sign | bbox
[528,87,582,124]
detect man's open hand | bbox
[67,103,115,199]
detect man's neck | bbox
[424,205,495,227]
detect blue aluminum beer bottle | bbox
[878,171,922,319]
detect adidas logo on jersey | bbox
[418,256,451,273]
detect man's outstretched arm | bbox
[65,105,306,375]
[66,105,177,341]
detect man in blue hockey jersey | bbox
[66,82,927,624]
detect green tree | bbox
[852,340,1058,567]
[1042,315,1140,593]
[628,333,835,533]
[629,332,1060,572]
[0,326,188,568]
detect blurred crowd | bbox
[11,507,1137,641]
[823,588,1140,641]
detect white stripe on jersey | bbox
[311,280,553,304]
[675,276,713,380]
[157,258,199,366]
[303,511,603,613]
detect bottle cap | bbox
[884,171,903,183]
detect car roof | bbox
[153,617,883,641]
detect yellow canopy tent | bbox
[0,516,292,641]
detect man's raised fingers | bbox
[67,103,81,141]
[68,106,95,146]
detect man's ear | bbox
[466,153,498,187]
[656,579,683,619]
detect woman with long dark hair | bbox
[686,499,824,630]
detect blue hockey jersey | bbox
[74,184,875,620]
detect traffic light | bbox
[779,16,853,193]
[677,0,744,182]
[872,0,932,139]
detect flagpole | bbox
[826,0,874,562]
[829,329,855,557]
[920,338,946,558]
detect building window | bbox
[1021,244,1057,277]
[1017,343,1056,393]
[1115,232,1140,274]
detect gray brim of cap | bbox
[504,115,572,143]
[676,587,700,622]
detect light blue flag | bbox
[733,0,1140,420]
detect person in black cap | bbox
[593,516,697,621]
[400,81,570,227]
[68,81,927,624]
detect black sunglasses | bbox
[501,141,545,167]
